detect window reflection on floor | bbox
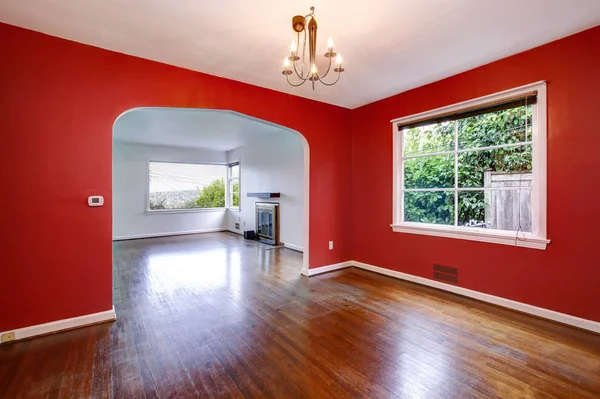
[226,251,242,299]
[147,249,232,294]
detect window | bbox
[148,161,227,211]
[227,162,240,209]
[392,82,549,249]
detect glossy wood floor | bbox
[1,233,600,398]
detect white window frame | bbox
[146,160,227,214]
[391,81,550,250]
[227,161,240,210]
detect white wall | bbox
[226,132,304,250]
[113,142,228,239]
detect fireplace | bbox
[255,202,279,245]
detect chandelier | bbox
[282,6,344,90]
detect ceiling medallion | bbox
[282,6,344,90]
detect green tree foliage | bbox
[181,178,239,209]
[191,178,226,208]
[232,181,240,207]
[404,105,532,225]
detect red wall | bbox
[2,22,600,333]
[0,23,352,332]
[350,26,600,322]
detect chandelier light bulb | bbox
[284,58,290,68]
[327,36,334,50]
[290,40,297,52]
[311,64,317,75]
[336,54,343,65]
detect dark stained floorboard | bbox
[1,232,600,398]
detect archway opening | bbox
[112,107,310,273]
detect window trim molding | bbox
[391,81,549,250]
[146,159,228,213]
[146,207,227,215]
[390,223,550,250]
[227,160,241,210]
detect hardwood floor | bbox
[1,232,600,398]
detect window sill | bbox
[390,223,550,250]
[146,208,227,215]
[227,207,241,212]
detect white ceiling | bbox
[113,108,289,151]
[2,1,600,108]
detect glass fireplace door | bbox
[255,203,279,245]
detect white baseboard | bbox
[1,307,116,344]
[228,229,243,236]
[351,261,600,334]
[283,242,304,253]
[301,261,352,277]
[303,260,600,334]
[113,228,226,241]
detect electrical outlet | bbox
[329,241,334,250]
[1,332,15,343]
[235,222,240,230]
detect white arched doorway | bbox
[112,108,309,272]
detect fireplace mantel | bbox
[247,192,281,198]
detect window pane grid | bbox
[454,120,459,226]
[148,162,226,210]
[403,122,532,157]
[401,104,533,232]
[227,163,240,208]
[404,187,531,192]
[402,141,533,160]
[458,124,531,149]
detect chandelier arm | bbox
[317,55,333,80]
[292,59,308,80]
[285,75,308,87]
[316,70,341,86]
[286,73,309,87]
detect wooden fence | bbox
[484,171,532,232]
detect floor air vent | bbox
[433,264,459,284]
